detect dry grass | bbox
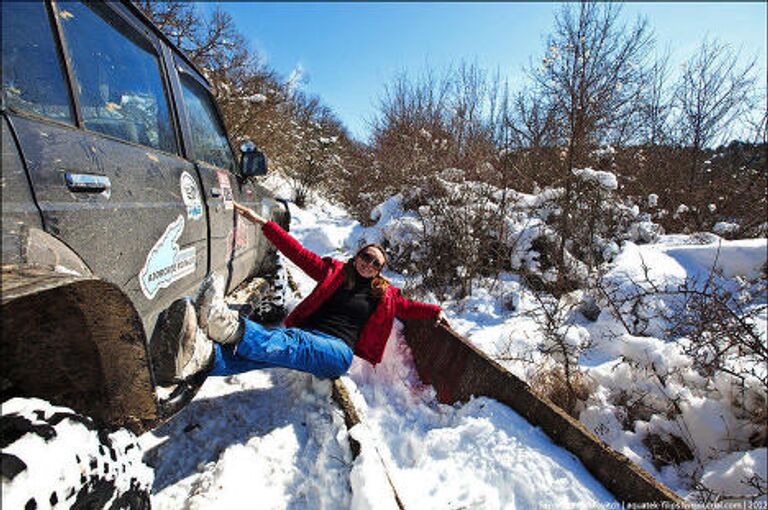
[529,365,593,418]
[642,432,694,470]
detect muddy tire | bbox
[249,257,290,325]
[1,398,153,510]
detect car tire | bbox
[1,397,153,510]
[249,256,290,325]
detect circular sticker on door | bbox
[180,171,203,220]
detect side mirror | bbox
[240,140,268,177]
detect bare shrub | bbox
[643,432,695,470]
[384,171,511,300]
[501,284,594,416]
[691,474,768,505]
[515,170,660,296]
[598,252,768,399]
[669,275,767,389]
[529,365,592,417]
[611,389,658,429]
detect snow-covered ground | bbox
[336,174,767,503]
[141,183,619,509]
[143,369,352,509]
[142,172,766,507]
[344,329,615,510]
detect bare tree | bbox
[531,2,653,168]
[135,0,361,192]
[529,1,653,291]
[497,87,560,190]
[672,38,757,191]
[639,48,673,146]
[134,2,250,77]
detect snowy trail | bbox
[141,193,618,509]
[343,332,616,509]
[141,369,352,509]
[283,199,617,508]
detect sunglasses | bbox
[358,251,384,270]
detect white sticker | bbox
[216,170,234,210]
[139,215,196,300]
[180,171,203,220]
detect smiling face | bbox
[354,246,386,279]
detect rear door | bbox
[3,1,208,334]
[172,62,263,293]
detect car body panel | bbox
[1,0,287,422]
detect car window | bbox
[57,1,176,153]
[1,1,74,123]
[179,73,235,171]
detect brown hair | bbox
[344,244,390,298]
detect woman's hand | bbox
[434,310,450,328]
[234,201,267,225]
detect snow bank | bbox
[699,449,767,499]
[343,325,617,509]
[661,238,767,280]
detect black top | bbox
[303,273,379,347]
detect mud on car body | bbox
[1,1,288,507]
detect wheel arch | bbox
[1,266,159,433]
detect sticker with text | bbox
[139,215,196,300]
[180,171,203,220]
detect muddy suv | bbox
[1,1,287,507]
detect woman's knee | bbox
[323,349,353,379]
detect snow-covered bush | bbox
[385,171,512,299]
[523,291,595,416]
[363,167,664,300]
[592,246,768,501]
[512,168,663,294]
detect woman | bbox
[190,202,447,380]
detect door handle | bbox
[65,172,111,193]
[211,187,222,197]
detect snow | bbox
[9,170,763,507]
[572,167,618,190]
[143,370,352,510]
[699,449,767,497]
[241,93,267,103]
[659,238,767,280]
[141,184,619,509]
[713,221,741,235]
[343,324,615,510]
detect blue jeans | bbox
[209,319,354,379]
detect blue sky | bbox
[203,2,767,142]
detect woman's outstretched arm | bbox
[393,289,449,327]
[234,202,328,281]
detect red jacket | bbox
[262,221,441,365]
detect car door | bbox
[3,1,208,334]
[172,62,265,293]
